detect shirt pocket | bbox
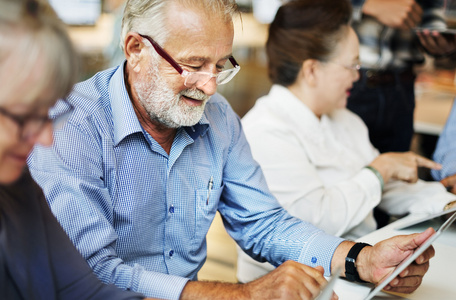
[192,183,224,246]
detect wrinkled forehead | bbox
[163,2,234,57]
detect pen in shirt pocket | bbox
[206,176,213,205]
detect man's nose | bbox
[197,77,218,96]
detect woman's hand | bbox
[369,152,441,184]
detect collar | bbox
[264,84,332,141]
[110,62,144,146]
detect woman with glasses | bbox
[0,0,151,298]
[237,0,456,283]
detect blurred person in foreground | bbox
[237,0,456,283]
[29,0,437,299]
[0,0,151,299]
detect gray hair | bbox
[0,0,79,106]
[120,0,238,51]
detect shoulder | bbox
[204,93,240,127]
[243,97,286,130]
[67,67,119,119]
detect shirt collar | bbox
[267,84,320,125]
[184,114,209,140]
[265,84,333,139]
[110,62,144,146]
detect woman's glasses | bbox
[0,100,73,141]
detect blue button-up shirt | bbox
[28,63,343,300]
[432,100,456,181]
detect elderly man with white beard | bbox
[29,0,436,299]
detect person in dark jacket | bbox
[0,0,155,299]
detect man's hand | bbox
[244,261,334,300]
[362,0,422,30]
[181,261,336,300]
[356,228,435,294]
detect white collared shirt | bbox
[237,84,455,282]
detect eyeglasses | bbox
[327,61,361,73]
[138,33,241,88]
[0,100,73,141]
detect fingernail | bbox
[392,279,399,286]
[402,270,408,277]
[384,285,391,291]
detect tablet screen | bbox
[414,27,456,38]
[395,206,456,231]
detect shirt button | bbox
[169,250,174,257]
[169,205,174,213]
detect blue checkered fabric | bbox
[28,63,343,299]
[433,100,456,181]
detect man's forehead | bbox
[165,2,234,41]
[163,5,234,62]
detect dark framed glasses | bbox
[0,100,73,141]
[138,33,240,88]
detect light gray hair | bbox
[0,0,79,106]
[120,0,238,51]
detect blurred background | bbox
[50,0,456,283]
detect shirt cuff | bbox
[353,168,383,201]
[137,272,189,300]
[297,232,344,277]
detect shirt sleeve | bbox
[215,106,344,277]
[432,99,456,181]
[36,176,145,300]
[28,122,189,300]
[420,0,446,28]
[379,179,456,215]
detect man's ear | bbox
[124,32,145,73]
[301,59,320,87]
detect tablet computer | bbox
[414,27,456,38]
[395,205,456,231]
[364,211,456,300]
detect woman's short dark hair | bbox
[267,0,352,86]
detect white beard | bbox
[134,63,210,128]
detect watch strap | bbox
[345,242,371,283]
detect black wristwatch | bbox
[345,242,371,283]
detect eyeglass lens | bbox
[184,68,239,88]
[0,100,73,140]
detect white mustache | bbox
[180,89,210,101]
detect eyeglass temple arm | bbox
[139,33,239,70]
[229,56,239,68]
[138,33,185,74]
